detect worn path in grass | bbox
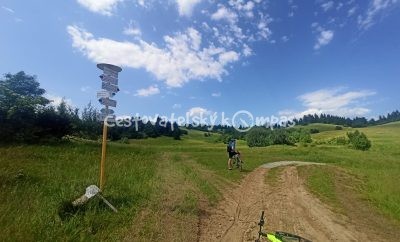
[198,161,399,242]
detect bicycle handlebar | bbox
[255,210,313,242]
[259,211,265,226]
[256,211,265,242]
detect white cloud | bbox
[67,25,241,88]
[76,0,121,16]
[242,43,252,56]
[229,0,255,17]
[80,86,91,92]
[123,27,141,37]
[281,35,289,42]
[321,1,334,11]
[45,94,73,107]
[299,88,375,110]
[311,22,319,28]
[257,14,272,40]
[136,0,147,7]
[211,5,238,24]
[219,51,239,64]
[176,0,202,16]
[358,0,399,30]
[135,85,160,97]
[187,107,211,117]
[172,103,182,109]
[1,6,15,13]
[123,21,141,37]
[347,6,357,16]
[208,2,266,51]
[280,88,376,118]
[314,29,334,50]
[211,92,221,97]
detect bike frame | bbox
[232,154,243,171]
[255,211,312,242]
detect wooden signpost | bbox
[96,63,122,191]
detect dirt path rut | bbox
[198,163,387,242]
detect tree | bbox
[0,72,49,142]
[347,130,371,151]
[36,99,77,139]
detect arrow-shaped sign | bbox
[100,74,118,85]
[98,114,116,122]
[103,67,119,78]
[99,98,117,107]
[97,90,111,99]
[102,82,119,93]
[100,108,114,115]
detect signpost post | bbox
[96,63,122,191]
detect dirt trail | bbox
[198,162,388,242]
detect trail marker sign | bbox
[100,108,114,115]
[98,97,117,108]
[100,74,118,85]
[96,63,122,191]
[97,90,111,99]
[98,114,115,123]
[103,66,119,78]
[102,82,119,93]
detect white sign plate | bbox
[99,98,117,107]
[103,67,119,78]
[100,74,118,85]
[98,114,116,122]
[100,108,114,115]
[102,82,119,93]
[97,90,111,99]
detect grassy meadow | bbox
[0,122,399,240]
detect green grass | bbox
[1,121,400,240]
[265,166,284,186]
[0,142,161,241]
[298,165,339,208]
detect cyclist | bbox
[227,139,239,170]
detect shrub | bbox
[204,132,212,137]
[310,128,320,134]
[271,129,293,145]
[246,127,310,147]
[288,129,312,144]
[347,130,371,151]
[335,125,343,130]
[246,127,271,147]
[327,136,349,145]
[120,137,129,144]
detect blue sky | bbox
[1,0,399,122]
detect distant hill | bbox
[293,110,400,128]
[292,123,349,132]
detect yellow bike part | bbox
[267,234,283,242]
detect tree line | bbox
[0,71,184,143]
[293,112,400,128]
[187,111,400,140]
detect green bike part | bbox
[267,234,283,242]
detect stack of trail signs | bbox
[96,63,122,122]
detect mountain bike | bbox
[232,152,243,171]
[255,211,312,242]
